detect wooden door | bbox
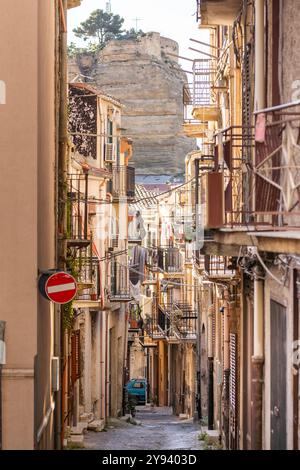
[270,300,287,449]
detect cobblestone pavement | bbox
[84,406,204,450]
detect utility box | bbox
[204,172,224,229]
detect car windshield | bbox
[132,382,144,388]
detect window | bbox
[133,382,144,389]
[107,118,113,144]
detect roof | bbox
[130,184,161,210]
[69,82,122,107]
[72,157,112,179]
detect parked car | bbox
[125,378,147,405]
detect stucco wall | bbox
[0,0,56,449]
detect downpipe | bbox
[0,321,6,450]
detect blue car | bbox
[125,378,147,405]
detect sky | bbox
[67,0,206,73]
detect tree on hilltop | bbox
[73,9,124,50]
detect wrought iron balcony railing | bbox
[212,104,300,230]
[128,303,143,331]
[107,165,135,200]
[66,173,91,247]
[75,254,101,301]
[183,58,217,108]
[157,302,197,342]
[196,255,237,279]
[108,262,132,302]
[143,297,166,340]
[157,247,182,273]
[196,0,201,22]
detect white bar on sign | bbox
[47,282,76,294]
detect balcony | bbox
[66,174,90,248]
[193,126,253,230]
[128,303,143,332]
[183,119,208,138]
[196,0,201,22]
[220,104,300,230]
[187,58,219,122]
[157,303,197,342]
[143,297,166,340]
[197,255,237,279]
[199,0,243,26]
[68,0,82,9]
[108,262,132,302]
[146,247,159,272]
[75,254,101,301]
[107,165,135,201]
[157,247,182,273]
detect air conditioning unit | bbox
[104,143,115,162]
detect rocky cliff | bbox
[69,32,196,176]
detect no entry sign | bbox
[39,271,77,304]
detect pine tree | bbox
[73,9,124,50]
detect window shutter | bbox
[71,330,81,383]
[229,332,239,448]
[229,333,237,411]
[212,305,216,357]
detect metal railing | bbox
[143,296,166,340]
[219,104,300,229]
[107,165,135,200]
[108,262,131,301]
[184,59,217,108]
[75,254,101,301]
[128,303,143,331]
[196,0,201,22]
[158,302,197,341]
[196,255,237,278]
[157,247,182,273]
[66,174,90,246]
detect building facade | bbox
[181,0,300,450]
[0,0,83,450]
[0,0,134,449]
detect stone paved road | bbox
[84,406,204,450]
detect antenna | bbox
[106,1,112,13]
[132,17,142,32]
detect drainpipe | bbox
[167,343,171,407]
[254,0,266,112]
[251,265,264,449]
[251,14,265,447]
[99,312,105,420]
[223,288,230,449]
[0,321,6,450]
[194,159,200,266]
[195,282,202,421]
[207,288,214,430]
[56,0,68,450]
[105,310,109,420]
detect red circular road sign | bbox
[45,272,77,304]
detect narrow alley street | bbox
[2,0,300,458]
[84,407,204,450]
